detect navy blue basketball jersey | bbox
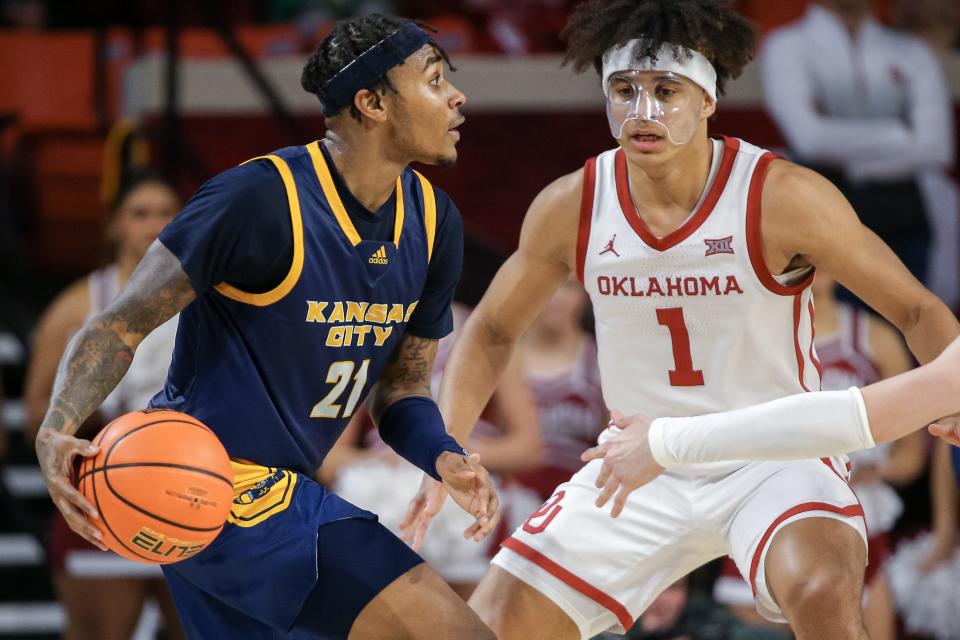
[151,142,439,483]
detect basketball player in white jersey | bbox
[397,1,960,639]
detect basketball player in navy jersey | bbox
[34,15,497,639]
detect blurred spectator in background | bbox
[512,276,606,501]
[23,172,183,640]
[761,0,955,299]
[886,440,960,640]
[320,302,542,600]
[893,0,960,312]
[714,271,922,640]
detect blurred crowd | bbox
[0,0,958,639]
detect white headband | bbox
[601,40,718,103]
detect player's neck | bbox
[321,134,406,213]
[623,136,714,235]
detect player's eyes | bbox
[430,74,442,87]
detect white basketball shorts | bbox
[491,456,867,638]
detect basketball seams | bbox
[77,461,233,487]
[79,412,231,562]
[89,445,160,563]
[102,468,226,533]
[102,419,230,533]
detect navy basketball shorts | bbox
[161,461,424,639]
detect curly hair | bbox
[562,0,756,96]
[301,14,453,121]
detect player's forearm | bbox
[40,317,135,437]
[439,313,517,444]
[860,348,960,444]
[651,341,960,468]
[649,389,876,467]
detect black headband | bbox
[320,22,432,117]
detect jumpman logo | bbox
[599,234,620,257]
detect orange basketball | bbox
[77,409,234,565]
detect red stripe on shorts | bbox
[748,501,865,597]
[501,537,634,631]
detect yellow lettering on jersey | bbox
[353,324,373,346]
[328,302,345,324]
[305,300,328,323]
[386,303,405,324]
[346,301,368,323]
[366,304,387,324]
[404,301,418,322]
[326,325,347,347]
[373,326,393,347]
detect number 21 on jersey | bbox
[311,359,371,419]
[656,307,704,387]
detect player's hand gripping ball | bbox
[76,409,234,564]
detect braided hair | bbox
[562,0,755,96]
[301,14,454,121]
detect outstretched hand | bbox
[436,452,500,542]
[398,452,501,550]
[398,473,447,551]
[581,410,665,518]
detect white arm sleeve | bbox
[648,388,875,468]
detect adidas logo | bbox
[368,245,389,265]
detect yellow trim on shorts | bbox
[412,170,437,263]
[214,154,304,306]
[227,459,298,528]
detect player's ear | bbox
[701,92,716,119]
[353,89,388,123]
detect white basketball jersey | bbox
[579,137,821,476]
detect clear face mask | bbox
[605,71,704,145]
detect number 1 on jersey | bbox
[656,307,704,387]
[311,359,371,419]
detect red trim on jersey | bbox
[748,502,865,597]
[745,153,816,296]
[820,457,846,482]
[793,295,811,392]
[501,537,634,631]
[577,158,598,283]
[808,299,824,382]
[614,136,739,252]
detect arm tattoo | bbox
[42,241,195,435]
[371,334,438,419]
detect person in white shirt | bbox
[761,0,954,290]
